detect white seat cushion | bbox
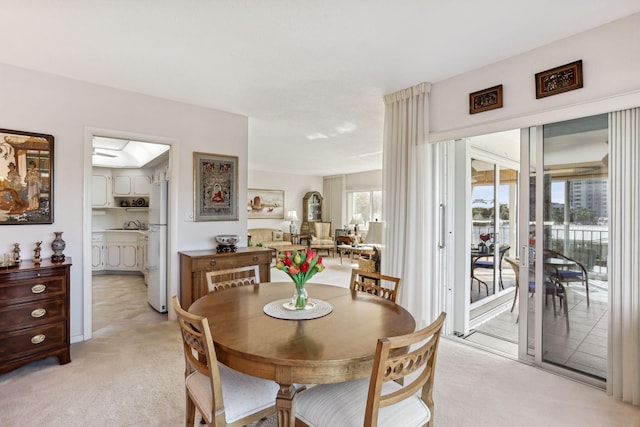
[186,364,279,424]
[296,378,430,427]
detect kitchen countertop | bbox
[93,229,148,234]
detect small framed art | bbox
[247,189,285,219]
[0,128,54,224]
[535,60,583,99]
[193,152,238,221]
[469,85,503,114]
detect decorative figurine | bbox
[13,243,20,264]
[33,241,42,265]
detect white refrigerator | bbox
[147,180,168,312]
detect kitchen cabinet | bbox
[104,232,139,271]
[91,168,113,207]
[0,259,72,374]
[112,169,152,196]
[179,247,272,310]
[91,233,105,271]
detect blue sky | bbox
[472,183,566,207]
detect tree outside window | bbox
[347,190,382,230]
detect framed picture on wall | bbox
[248,189,285,219]
[535,60,583,99]
[193,152,238,221]
[469,85,503,114]
[0,128,54,225]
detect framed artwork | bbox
[0,128,54,224]
[193,152,238,221]
[535,60,583,99]
[248,189,285,219]
[469,85,503,114]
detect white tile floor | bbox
[469,268,608,379]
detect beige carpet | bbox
[1,259,639,426]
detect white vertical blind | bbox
[382,82,438,327]
[608,108,640,405]
[322,175,345,235]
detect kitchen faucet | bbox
[123,220,142,230]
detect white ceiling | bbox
[3,1,639,176]
[92,137,170,168]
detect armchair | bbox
[310,221,334,257]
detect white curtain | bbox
[323,174,345,235]
[382,82,438,328]
[608,108,640,406]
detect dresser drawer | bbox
[0,275,66,306]
[191,251,272,272]
[0,320,67,360]
[0,299,66,330]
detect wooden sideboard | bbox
[179,248,272,309]
[0,258,72,374]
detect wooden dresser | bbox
[0,258,72,374]
[179,247,272,309]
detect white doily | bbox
[263,298,333,320]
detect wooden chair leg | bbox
[186,394,196,427]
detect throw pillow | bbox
[272,231,283,241]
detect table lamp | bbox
[349,214,364,234]
[286,210,299,234]
[364,221,383,246]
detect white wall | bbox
[0,62,249,341]
[248,170,322,233]
[430,12,640,141]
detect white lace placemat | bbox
[263,298,333,320]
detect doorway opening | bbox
[84,130,175,340]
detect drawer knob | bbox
[31,284,47,294]
[31,308,47,318]
[210,260,217,267]
[252,256,258,261]
[31,334,46,345]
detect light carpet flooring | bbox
[1,256,639,426]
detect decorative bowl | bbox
[215,235,240,246]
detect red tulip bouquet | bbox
[275,249,324,309]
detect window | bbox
[346,190,382,230]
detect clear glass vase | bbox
[291,285,308,310]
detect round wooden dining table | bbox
[188,282,416,427]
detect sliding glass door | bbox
[521,114,608,382]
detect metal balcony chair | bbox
[504,257,569,330]
[544,249,590,307]
[472,244,511,293]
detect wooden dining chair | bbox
[172,296,279,427]
[205,265,260,293]
[349,268,401,303]
[295,312,447,427]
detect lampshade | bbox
[349,214,363,225]
[364,221,383,245]
[286,210,299,221]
